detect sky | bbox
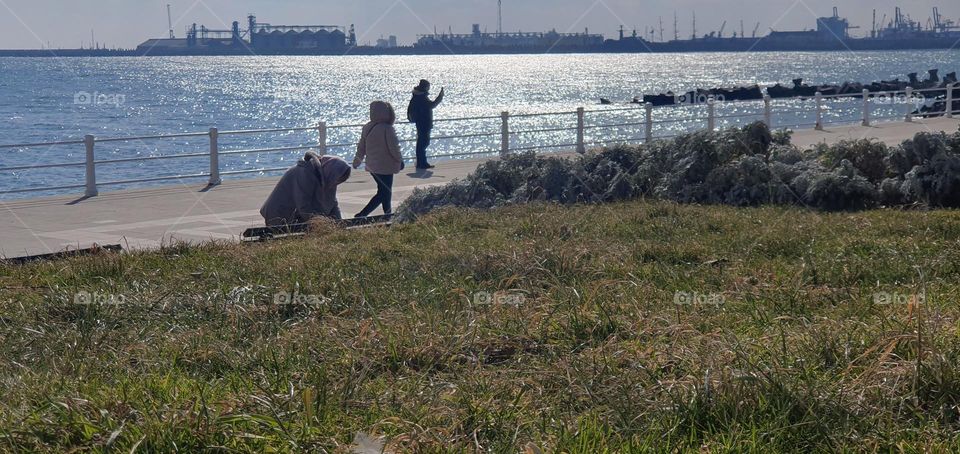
[0,0,959,49]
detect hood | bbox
[369,101,395,125]
[412,88,428,96]
[301,152,351,186]
[319,154,352,186]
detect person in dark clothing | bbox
[260,152,351,226]
[407,79,444,169]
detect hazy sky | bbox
[1,0,959,49]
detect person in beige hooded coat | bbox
[353,101,404,217]
[260,151,351,226]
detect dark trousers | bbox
[358,173,394,216]
[415,123,432,168]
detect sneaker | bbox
[354,213,368,218]
[416,164,436,170]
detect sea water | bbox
[2,51,959,197]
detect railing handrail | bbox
[0,139,85,149]
[1,83,956,197]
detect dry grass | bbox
[1,200,959,452]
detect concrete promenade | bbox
[2,117,958,259]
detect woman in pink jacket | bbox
[352,101,404,217]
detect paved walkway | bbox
[2,117,958,259]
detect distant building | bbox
[415,24,604,50]
[376,35,398,48]
[135,14,355,55]
[248,15,348,50]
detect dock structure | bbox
[415,24,604,50]
[2,117,958,260]
[135,13,355,55]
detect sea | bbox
[2,51,959,197]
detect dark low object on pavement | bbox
[242,214,394,241]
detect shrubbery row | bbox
[396,122,960,221]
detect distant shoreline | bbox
[2,43,960,58]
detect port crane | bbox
[497,0,503,36]
[718,21,726,38]
[752,22,760,38]
[673,11,679,41]
[692,12,696,40]
[167,4,175,39]
[932,7,958,33]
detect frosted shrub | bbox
[882,128,960,207]
[770,144,805,165]
[887,132,949,176]
[394,122,960,221]
[902,154,960,207]
[772,128,794,146]
[698,155,790,206]
[394,180,503,223]
[819,139,889,184]
[794,160,879,210]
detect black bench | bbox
[241,214,394,241]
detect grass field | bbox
[1,200,959,452]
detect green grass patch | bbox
[1,200,960,452]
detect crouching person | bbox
[260,151,351,227]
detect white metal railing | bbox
[1,83,957,198]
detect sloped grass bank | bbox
[1,201,960,451]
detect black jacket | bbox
[407,90,443,128]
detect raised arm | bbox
[431,89,444,108]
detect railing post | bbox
[208,127,221,186]
[707,98,716,131]
[644,102,653,143]
[905,87,914,123]
[815,92,824,130]
[84,135,97,197]
[500,111,510,156]
[862,89,871,126]
[763,95,772,127]
[317,121,328,155]
[576,107,586,154]
[947,83,955,119]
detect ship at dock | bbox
[606,7,960,53]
